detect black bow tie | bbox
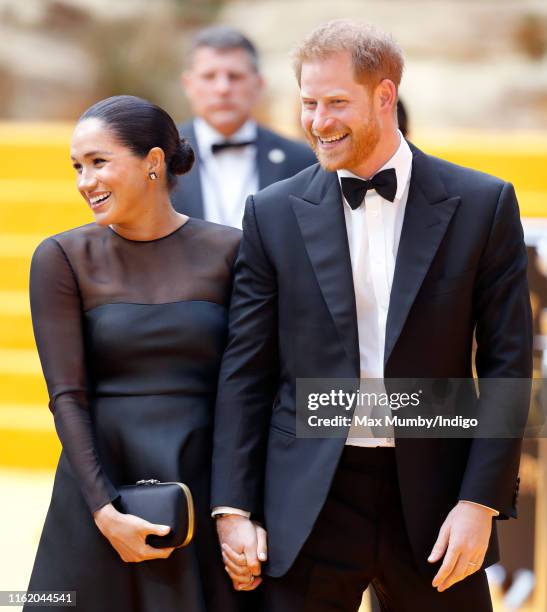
[211,140,256,154]
[340,168,397,209]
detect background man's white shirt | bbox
[193,117,258,229]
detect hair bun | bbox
[169,138,195,176]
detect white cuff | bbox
[211,506,251,519]
[459,500,500,516]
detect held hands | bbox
[216,515,267,591]
[428,501,496,592]
[93,502,175,562]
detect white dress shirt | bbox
[193,118,259,229]
[340,131,412,447]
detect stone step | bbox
[0,349,47,405]
[0,374,47,407]
[0,404,60,469]
[0,236,45,292]
[0,255,31,291]
[0,122,74,181]
[0,234,45,258]
[0,179,90,235]
[418,130,547,194]
[0,291,34,350]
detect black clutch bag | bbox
[114,479,195,548]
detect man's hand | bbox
[216,515,267,591]
[428,501,496,592]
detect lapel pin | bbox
[268,148,286,164]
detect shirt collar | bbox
[193,117,258,159]
[337,131,412,203]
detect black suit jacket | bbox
[211,143,533,577]
[170,120,317,218]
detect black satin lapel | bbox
[290,171,360,376]
[257,129,285,188]
[384,177,460,366]
[174,122,205,218]
[179,162,205,218]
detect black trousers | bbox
[262,446,493,612]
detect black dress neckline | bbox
[107,218,192,243]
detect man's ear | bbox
[376,79,397,113]
[254,72,266,102]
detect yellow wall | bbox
[0,123,545,468]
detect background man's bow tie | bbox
[211,140,256,154]
[340,168,398,209]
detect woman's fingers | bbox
[141,545,176,560]
[222,527,267,588]
[222,552,253,578]
[136,517,171,537]
[120,544,176,562]
[222,542,247,565]
[104,513,174,562]
[235,575,263,591]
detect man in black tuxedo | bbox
[170,26,316,228]
[212,20,532,611]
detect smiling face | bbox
[70,118,152,226]
[182,46,263,137]
[300,51,383,174]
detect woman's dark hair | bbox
[78,95,194,191]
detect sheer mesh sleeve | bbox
[30,238,119,513]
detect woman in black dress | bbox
[26,95,249,611]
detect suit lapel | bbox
[256,127,287,189]
[384,145,461,366]
[176,121,205,218]
[290,168,360,376]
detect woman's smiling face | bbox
[70,118,152,227]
